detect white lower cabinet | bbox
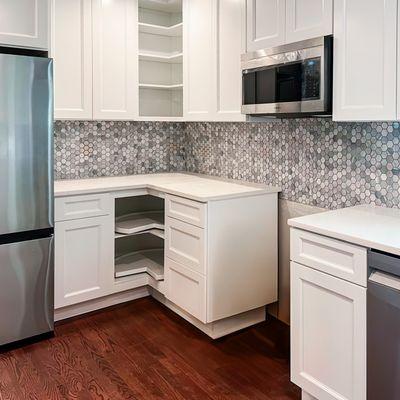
[165,257,206,323]
[55,215,114,308]
[291,261,366,400]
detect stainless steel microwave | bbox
[241,36,333,117]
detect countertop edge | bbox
[288,219,400,257]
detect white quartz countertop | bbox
[54,173,280,202]
[288,205,400,256]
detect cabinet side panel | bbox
[207,194,278,322]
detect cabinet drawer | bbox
[55,193,111,222]
[290,228,367,286]
[166,217,206,274]
[165,258,206,323]
[166,195,206,228]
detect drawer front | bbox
[290,228,367,286]
[165,258,206,323]
[55,193,111,222]
[166,217,206,274]
[166,195,206,228]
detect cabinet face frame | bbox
[291,261,366,400]
[0,0,49,50]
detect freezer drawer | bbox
[0,236,54,346]
[0,53,53,235]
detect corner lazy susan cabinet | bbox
[54,176,279,338]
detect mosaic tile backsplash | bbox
[55,119,400,210]
[54,120,186,179]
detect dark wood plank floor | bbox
[0,298,300,400]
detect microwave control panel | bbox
[302,58,320,100]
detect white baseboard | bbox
[55,287,150,322]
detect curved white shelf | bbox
[139,83,183,90]
[115,211,164,235]
[139,51,183,64]
[115,228,164,240]
[139,22,182,37]
[115,249,164,280]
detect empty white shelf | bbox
[115,228,165,240]
[139,51,183,63]
[115,249,164,280]
[115,211,164,235]
[139,83,183,90]
[139,22,183,37]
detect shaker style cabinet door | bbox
[51,0,93,119]
[246,0,286,51]
[285,0,332,43]
[333,0,397,121]
[0,0,49,49]
[92,0,138,120]
[215,0,246,121]
[291,262,366,400]
[183,0,215,121]
[55,216,114,309]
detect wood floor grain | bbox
[0,298,300,400]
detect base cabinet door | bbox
[291,262,366,400]
[285,0,332,43]
[55,216,113,308]
[0,0,49,49]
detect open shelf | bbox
[139,22,182,36]
[139,0,182,14]
[115,249,164,280]
[115,211,164,235]
[139,51,182,64]
[139,83,182,90]
[115,228,165,240]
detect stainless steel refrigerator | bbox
[0,50,54,347]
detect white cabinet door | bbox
[55,216,114,309]
[183,0,215,121]
[291,262,366,400]
[246,0,285,51]
[92,0,138,120]
[333,0,397,121]
[214,0,246,121]
[0,0,49,50]
[51,0,92,119]
[286,0,332,43]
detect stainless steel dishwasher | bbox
[368,249,400,400]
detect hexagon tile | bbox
[54,120,186,180]
[184,120,400,210]
[55,119,400,210]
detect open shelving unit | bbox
[114,195,165,289]
[138,0,183,118]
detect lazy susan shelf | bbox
[115,211,164,235]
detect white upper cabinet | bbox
[51,0,93,119]
[246,0,285,51]
[246,0,332,52]
[215,0,246,121]
[286,0,332,43]
[184,0,246,121]
[333,0,397,121]
[0,0,49,50]
[92,0,138,120]
[183,0,215,120]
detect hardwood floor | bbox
[0,298,300,400]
